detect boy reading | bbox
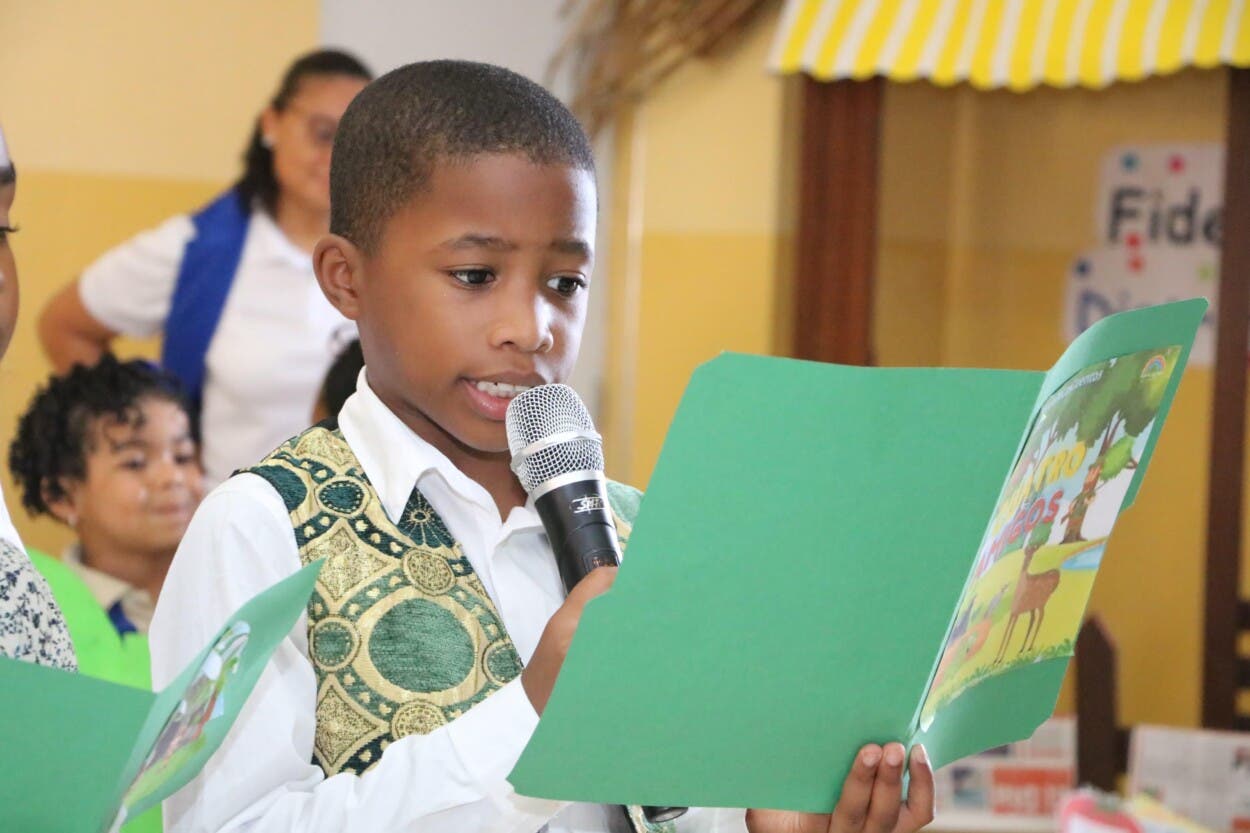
[151,61,934,833]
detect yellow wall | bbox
[876,69,1229,728]
[610,1,1229,736]
[603,4,796,485]
[2,1,317,555]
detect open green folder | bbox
[510,298,1207,813]
[0,559,322,833]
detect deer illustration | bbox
[993,542,1061,663]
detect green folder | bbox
[510,298,1206,813]
[0,559,322,833]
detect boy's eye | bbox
[120,456,148,471]
[0,225,18,244]
[546,275,587,297]
[449,268,494,287]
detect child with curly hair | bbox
[10,354,204,688]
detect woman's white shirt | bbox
[79,209,356,486]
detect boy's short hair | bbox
[330,60,595,252]
[9,354,192,515]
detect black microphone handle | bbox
[534,477,623,588]
[532,475,687,826]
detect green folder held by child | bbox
[510,298,1207,813]
[0,559,323,833]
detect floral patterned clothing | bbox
[0,496,76,670]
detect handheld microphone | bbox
[506,384,686,825]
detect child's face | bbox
[324,153,596,459]
[0,181,19,361]
[52,397,205,557]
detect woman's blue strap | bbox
[160,188,250,414]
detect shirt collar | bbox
[337,369,543,532]
[247,209,314,272]
[60,544,155,630]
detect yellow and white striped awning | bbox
[770,0,1250,91]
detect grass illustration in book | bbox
[920,345,1181,727]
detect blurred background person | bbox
[311,337,362,423]
[38,50,372,486]
[0,121,76,670]
[10,354,203,686]
[10,354,201,833]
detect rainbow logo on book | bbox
[1141,354,1169,378]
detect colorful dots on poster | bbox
[1066,143,1223,366]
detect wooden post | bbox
[791,76,881,365]
[1076,617,1127,789]
[1203,68,1250,729]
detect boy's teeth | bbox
[474,380,532,398]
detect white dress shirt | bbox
[79,208,357,486]
[150,371,747,833]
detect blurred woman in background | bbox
[39,49,372,486]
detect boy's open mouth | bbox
[471,380,533,399]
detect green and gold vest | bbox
[247,424,644,778]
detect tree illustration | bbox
[998,378,1091,556]
[1059,351,1171,543]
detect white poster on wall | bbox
[1063,144,1221,365]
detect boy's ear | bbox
[314,234,365,321]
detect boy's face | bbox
[0,181,19,361]
[50,397,205,559]
[319,153,596,460]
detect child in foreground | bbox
[0,121,76,670]
[11,354,204,688]
[151,61,934,833]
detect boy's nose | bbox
[493,295,555,354]
[152,454,191,488]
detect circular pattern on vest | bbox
[367,599,475,693]
[310,616,359,671]
[391,698,446,737]
[403,549,456,595]
[483,639,523,685]
[317,479,367,515]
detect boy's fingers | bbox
[894,745,936,833]
[864,743,905,833]
[567,566,618,605]
[831,745,881,833]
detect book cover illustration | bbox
[0,559,320,833]
[920,345,1182,729]
[118,620,251,820]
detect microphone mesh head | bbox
[506,384,604,493]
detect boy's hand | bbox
[745,743,934,833]
[522,566,618,715]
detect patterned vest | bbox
[247,424,645,779]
